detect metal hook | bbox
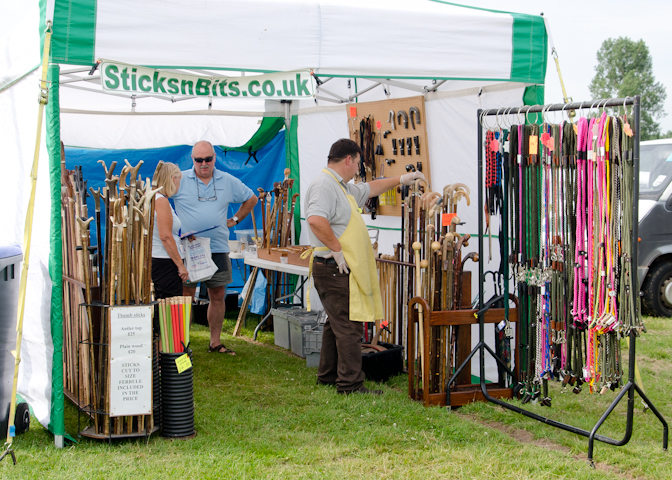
[589,100,599,119]
[561,102,572,124]
[525,105,537,125]
[517,106,526,125]
[479,110,488,131]
[502,107,513,129]
[495,108,503,130]
[485,111,497,131]
[599,98,608,117]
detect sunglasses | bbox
[194,156,214,163]
[196,175,217,202]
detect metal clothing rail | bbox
[466,96,668,466]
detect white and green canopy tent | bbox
[1,0,547,446]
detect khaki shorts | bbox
[184,253,232,289]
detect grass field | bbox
[1,313,670,479]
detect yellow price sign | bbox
[175,353,192,374]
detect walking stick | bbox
[77,217,99,432]
[89,188,103,288]
[412,241,426,384]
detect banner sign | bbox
[100,60,315,100]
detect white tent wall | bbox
[0,68,55,430]
[60,113,264,150]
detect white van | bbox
[638,139,672,316]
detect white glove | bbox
[326,250,349,274]
[400,171,426,185]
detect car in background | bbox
[638,139,672,317]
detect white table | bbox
[244,256,309,276]
[233,256,310,338]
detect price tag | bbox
[175,353,192,374]
[376,120,382,130]
[529,136,538,155]
[442,213,456,226]
[349,106,357,118]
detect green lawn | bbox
[2,314,670,479]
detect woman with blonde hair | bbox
[151,162,188,299]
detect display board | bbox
[349,97,432,217]
[109,305,153,417]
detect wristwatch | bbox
[232,215,239,224]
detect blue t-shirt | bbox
[172,167,254,253]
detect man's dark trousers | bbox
[313,261,365,393]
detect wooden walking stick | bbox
[124,160,143,302]
[89,188,103,288]
[77,217,99,432]
[286,192,300,246]
[257,188,266,247]
[412,241,426,384]
[141,183,163,302]
[266,188,280,253]
[133,206,148,303]
[233,266,259,336]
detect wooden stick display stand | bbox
[408,279,520,407]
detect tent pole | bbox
[5,21,53,450]
[46,63,66,448]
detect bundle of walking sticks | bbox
[62,158,164,437]
[258,168,299,251]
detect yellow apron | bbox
[302,169,384,322]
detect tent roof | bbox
[50,0,546,83]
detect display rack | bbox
[465,96,668,465]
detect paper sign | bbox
[349,106,357,118]
[109,305,153,417]
[442,213,456,226]
[175,354,193,373]
[529,136,538,155]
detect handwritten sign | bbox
[109,305,153,417]
[442,213,456,227]
[175,354,193,374]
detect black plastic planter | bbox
[159,351,194,438]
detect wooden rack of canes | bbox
[473,96,667,465]
[397,171,512,404]
[62,158,164,439]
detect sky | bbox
[468,0,672,133]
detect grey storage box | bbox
[303,325,324,368]
[271,308,323,357]
[0,246,27,437]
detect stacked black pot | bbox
[159,350,194,438]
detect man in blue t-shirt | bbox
[173,140,258,355]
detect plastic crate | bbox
[303,325,323,354]
[271,308,323,357]
[271,308,291,350]
[288,310,321,358]
[305,352,320,368]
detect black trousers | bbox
[312,261,365,392]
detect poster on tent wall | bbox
[100,60,315,100]
[109,305,153,417]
